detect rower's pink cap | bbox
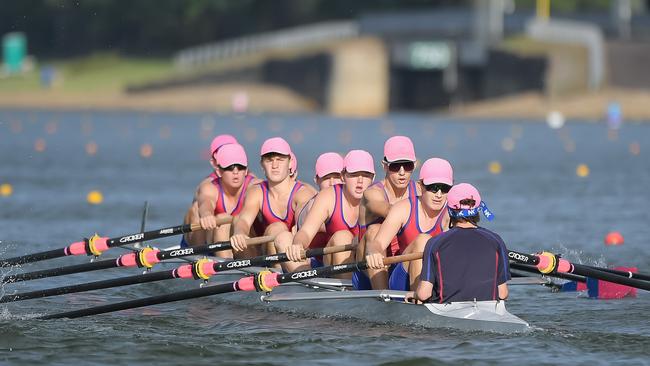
[447,183,481,210]
[290,152,298,175]
[315,152,344,179]
[344,150,375,174]
[384,136,416,163]
[210,134,238,155]
[216,143,248,168]
[260,137,291,156]
[419,158,453,186]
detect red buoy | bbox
[604,231,624,246]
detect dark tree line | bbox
[0,0,447,57]
[0,0,616,58]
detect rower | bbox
[194,143,257,258]
[230,137,316,258]
[280,151,374,276]
[293,152,345,267]
[353,135,419,289]
[365,158,453,290]
[180,134,240,248]
[406,183,510,304]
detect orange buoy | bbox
[140,144,153,158]
[604,231,624,246]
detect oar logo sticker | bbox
[509,252,529,262]
[226,260,251,269]
[291,270,317,280]
[169,248,194,257]
[119,234,145,243]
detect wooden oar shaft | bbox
[383,252,422,266]
[306,243,356,257]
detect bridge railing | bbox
[174,21,359,71]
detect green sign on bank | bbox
[3,32,27,74]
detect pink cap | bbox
[289,152,298,175]
[419,158,453,185]
[216,143,248,168]
[447,183,481,210]
[384,136,416,163]
[315,152,344,179]
[260,137,291,156]
[210,134,238,155]
[344,150,375,174]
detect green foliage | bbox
[0,0,623,58]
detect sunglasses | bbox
[424,183,451,194]
[220,164,247,171]
[387,161,415,173]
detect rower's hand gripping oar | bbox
[0,216,232,267]
[508,249,650,291]
[38,248,416,319]
[2,234,273,284]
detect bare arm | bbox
[293,188,334,249]
[366,201,408,255]
[363,187,390,219]
[415,280,434,303]
[197,180,218,219]
[233,186,261,236]
[230,186,262,251]
[365,201,409,269]
[498,283,509,300]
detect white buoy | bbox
[546,111,565,129]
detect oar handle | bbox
[189,215,233,232]
[382,252,423,266]
[245,235,275,246]
[316,243,356,256]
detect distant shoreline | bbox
[1,84,649,121]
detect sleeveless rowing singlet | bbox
[395,195,445,255]
[213,174,254,216]
[325,184,360,239]
[359,180,417,257]
[257,180,303,231]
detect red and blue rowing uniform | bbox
[255,180,304,233]
[353,180,417,290]
[180,174,255,248]
[307,184,360,267]
[389,195,446,291]
[213,174,254,216]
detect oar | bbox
[509,262,587,283]
[3,243,355,303]
[131,200,149,250]
[508,250,650,291]
[38,251,419,319]
[583,264,650,282]
[0,216,232,267]
[2,235,274,284]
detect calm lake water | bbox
[1,109,649,365]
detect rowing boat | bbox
[153,246,531,333]
[261,285,529,333]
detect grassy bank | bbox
[0,53,173,94]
